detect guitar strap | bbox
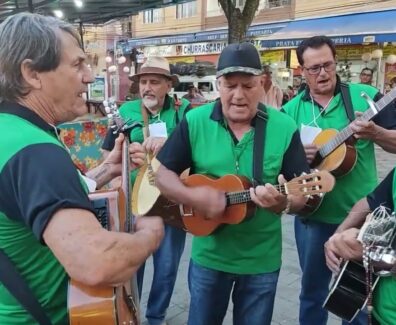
[340,82,355,122]
[252,104,269,187]
[0,248,53,325]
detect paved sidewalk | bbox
[140,147,395,325]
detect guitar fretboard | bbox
[226,185,287,206]
[319,88,396,157]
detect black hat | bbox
[216,42,262,79]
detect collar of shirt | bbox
[210,99,266,128]
[0,100,58,135]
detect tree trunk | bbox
[218,0,260,44]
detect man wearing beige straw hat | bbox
[102,56,191,325]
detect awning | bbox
[120,22,286,52]
[261,9,396,48]
[194,22,286,42]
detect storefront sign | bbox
[262,36,359,49]
[336,44,396,60]
[143,45,176,57]
[261,50,285,63]
[180,42,227,55]
[167,56,195,64]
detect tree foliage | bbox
[218,0,260,44]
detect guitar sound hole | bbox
[91,198,110,230]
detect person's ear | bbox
[20,59,42,90]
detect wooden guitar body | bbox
[323,259,379,322]
[312,128,357,177]
[68,190,139,325]
[181,174,256,236]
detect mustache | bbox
[143,92,155,97]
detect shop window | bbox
[143,8,163,24]
[198,82,214,92]
[176,1,197,19]
[174,82,190,92]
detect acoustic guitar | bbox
[310,88,396,176]
[323,207,396,322]
[68,99,140,325]
[179,170,335,236]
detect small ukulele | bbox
[179,170,335,236]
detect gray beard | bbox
[142,97,159,111]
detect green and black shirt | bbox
[157,100,310,274]
[367,168,396,325]
[0,101,95,324]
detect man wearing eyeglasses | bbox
[359,67,374,86]
[282,35,396,325]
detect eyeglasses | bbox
[303,62,337,75]
[360,73,372,77]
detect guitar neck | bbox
[226,184,287,206]
[121,137,132,232]
[319,89,396,158]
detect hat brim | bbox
[216,66,262,79]
[129,72,179,86]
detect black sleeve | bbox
[156,117,192,175]
[184,104,193,115]
[371,91,396,130]
[101,127,119,151]
[366,168,395,212]
[280,130,311,181]
[0,144,96,243]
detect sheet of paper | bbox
[149,122,167,138]
[300,124,322,145]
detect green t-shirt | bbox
[118,96,190,185]
[0,103,95,324]
[157,101,310,274]
[372,169,396,324]
[283,83,379,224]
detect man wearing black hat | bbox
[154,42,310,325]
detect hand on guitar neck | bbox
[350,111,382,141]
[249,174,292,214]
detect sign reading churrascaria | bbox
[180,42,227,55]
